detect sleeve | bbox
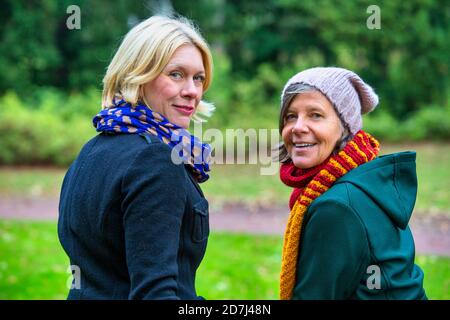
[293,199,370,300]
[121,143,187,300]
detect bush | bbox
[363,110,404,142]
[363,103,450,142]
[0,91,97,166]
[402,104,450,141]
[0,83,449,166]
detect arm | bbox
[293,199,370,300]
[121,143,187,300]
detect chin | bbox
[293,162,314,169]
[292,157,316,169]
[179,121,190,129]
[172,119,190,129]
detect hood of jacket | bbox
[335,151,417,230]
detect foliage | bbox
[364,103,450,141]
[1,83,449,167]
[0,90,97,166]
[0,220,448,299]
[0,0,135,93]
[0,1,449,165]
[0,0,448,121]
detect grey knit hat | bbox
[281,67,379,135]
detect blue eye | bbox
[311,113,322,119]
[194,75,206,83]
[169,71,183,79]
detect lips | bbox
[173,105,194,116]
[293,142,317,149]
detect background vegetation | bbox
[0,0,449,165]
[0,0,448,300]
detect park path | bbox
[0,196,449,257]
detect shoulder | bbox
[307,183,366,231]
[310,179,375,214]
[302,185,371,270]
[86,133,186,181]
[126,134,185,173]
[111,132,171,152]
[309,183,352,213]
[95,133,174,162]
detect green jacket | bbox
[293,151,427,300]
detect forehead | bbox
[166,44,205,72]
[287,90,333,111]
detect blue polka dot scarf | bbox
[92,97,211,183]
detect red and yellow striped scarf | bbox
[279,130,380,300]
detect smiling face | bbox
[281,90,343,169]
[142,44,206,129]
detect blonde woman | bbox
[58,15,214,300]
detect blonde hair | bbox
[102,15,214,122]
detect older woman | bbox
[278,67,426,300]
[58,16,213,299]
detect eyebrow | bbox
[165,63,205,74]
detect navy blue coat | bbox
[58,132,209,299]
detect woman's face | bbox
[281,90,343,169]
[142,44,206,129]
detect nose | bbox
[181,78,200,99]
[292,117,309,134]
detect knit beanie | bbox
[281,67,379,135]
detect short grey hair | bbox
[277,83,352,163]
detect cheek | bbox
[322,123,342,150]
[193,87,204,107]
[281,126,292,149]
[197,86,204,97]
[151,77,179,99]
[160,84,179,100]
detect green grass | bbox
[0,220,68,299]
[197,232,282,299]
[0,220,448,300]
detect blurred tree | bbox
[0,0,148,95]
[0,0,447,119]
[0,0,61,92]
